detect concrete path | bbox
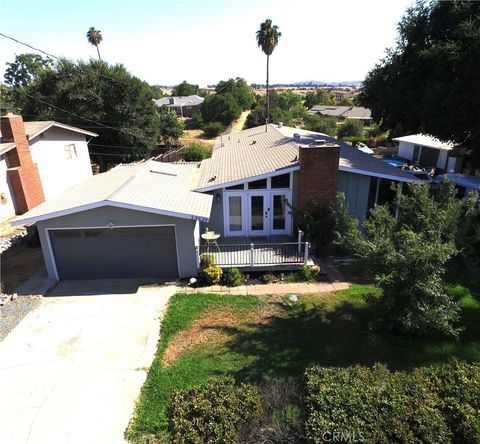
[0,280,175,444]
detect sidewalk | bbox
[181,260,350,295]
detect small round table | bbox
[201,232,220,252]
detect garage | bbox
[49,226,179,279]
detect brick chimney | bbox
[1,113,45,214]
[297,140,341,211]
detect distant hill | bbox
[250,80,363,88]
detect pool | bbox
[382,158,407,168]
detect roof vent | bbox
[314,139,327,147]
[277,122,283,128]
[293,133,301,142]
[168,97,175,105]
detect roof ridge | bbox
[105,164,146,201]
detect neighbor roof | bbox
[0,120,98,154]
[155,95,204,108]
[13,160,213,226]
[307,105,372,119]
[196,124,418,191]
[392,134,455,150]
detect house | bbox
[154,95,204,117]
[307,105,372,125]
[13,124,417,282]
[393,134,465,173]
[0,114,97,220]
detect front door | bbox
[247,192,268,236]
[225,193,245,236]
[269,193,291,235]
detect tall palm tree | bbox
[256,19,281,131]
[87,27,103,61]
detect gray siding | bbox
[36,206,198,280]
[337,171,371,225]
[201,189,224,235]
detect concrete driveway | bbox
[0,279,175,444]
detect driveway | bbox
[0,279,175,444]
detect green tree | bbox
[203,121,225,138]
[336,182,478,337]
[215,77,254,110]
[256,19,281,130]
[304,114,337,136]
[339,96,354,106]
[360,0,480,166]
[86,27,103,61]
[158,107,184,146]
[0,85,15,114]
[200,92,241,127]
[337,119,363,138]
[181,142,210,161]
[4,53,53,89]
[246,90,306,128]
[304,89,334,109]
[172,80,199,96]
[20,59,160,169]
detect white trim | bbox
[45,224,180,280]
[12,200,210,227]
[339,166,420,183]
[28,122,98,141]
[195,166,300,193]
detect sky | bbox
[0,0,415,87]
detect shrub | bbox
[203,121,225,138]
[199,253,215,269]
[337,119,363,139]
[304,362,480,443]
[300,265,320,282]
[303,114,337,136]
[202,265,223,285]
[261,273,277,284]
[419,360,480,443]
[191,111,204,129]
[168,376,262,444]
[181,142,210,161]
[225,268,245,287]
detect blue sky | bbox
[0,0,414,86]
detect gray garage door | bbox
[49,226,178,279]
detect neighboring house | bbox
[307,105,372,124]
[0,114,97,220]
[154,95,204,117]
[393,134,465,173]
[13,124,417,282]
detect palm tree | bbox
[87,27,103,61]
[256,19,281,131]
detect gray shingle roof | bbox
[307,105,372,119]
[155,95,204,108]
[196,126,300,190]
[196,124,418,191]
[13,161,213,225]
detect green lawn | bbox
[126,284,480,442]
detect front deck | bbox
[197,235,311,270]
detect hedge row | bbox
[304,361,480,444]
[166,361,479,444]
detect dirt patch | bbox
[162,303,277,367]
[1,243,44,293]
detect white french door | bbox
[225,193,245,236]
[247,192,268,236]
[224,191,292,237]
[269,192,291,235]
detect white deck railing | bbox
[196,241,310,268]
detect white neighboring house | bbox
[0,115,97,220]
[393,134,465,173]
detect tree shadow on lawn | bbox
[216,299,480,383]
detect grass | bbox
[126,283,480,442]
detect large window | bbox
[271,173,290,189]
[247,178,267,189]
